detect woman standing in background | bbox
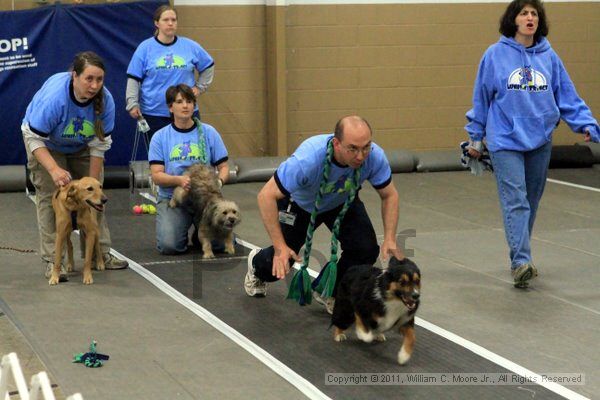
[465,0,599,288]
[126,4,214,137]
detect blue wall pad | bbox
[414,150,465,172]
[0,1,167,167]
[384,149,416,173]
[235,157,287,183]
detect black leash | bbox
[0,245,36,254]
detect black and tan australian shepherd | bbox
[331,256,421,365]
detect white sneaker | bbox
[313,291,335,315]
[244,248,266,297]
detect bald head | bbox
[334,115,372,141]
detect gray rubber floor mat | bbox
[105,190,565,400]
[548,168,600,188]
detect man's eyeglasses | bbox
[342,143,371,156]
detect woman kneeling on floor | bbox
[148,84,230,254]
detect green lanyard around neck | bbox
[287,139,361,305]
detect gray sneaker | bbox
[103,253,129,270]
[44,261,68,282]
[511,263,538,288]
[244,248,266,297]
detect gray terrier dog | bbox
[170,164,241,259]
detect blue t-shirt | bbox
[149,121,228,199]
[275,134,392,213]
[22,72,115,154]
[127,36,214,117]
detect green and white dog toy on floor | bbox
[73,340,110,368]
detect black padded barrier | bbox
[574,142,600,163]
[549,145,595,169]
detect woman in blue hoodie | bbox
[465,0,599,288]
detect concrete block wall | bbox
[0,0,116,9]
[284,2,600,152]
[177,5,268,156]
[2,1,598,156]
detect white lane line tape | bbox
[235,239,588,400]
[109,248,331,400]
[23,195,329,399]
[28,189,588,399]
[141,256,248,266]
[547,178,600,193]
[416,318,589,400]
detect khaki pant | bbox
[26,146,112,262]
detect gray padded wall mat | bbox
[224,158,238,184]
[104,166,130,189]
[0,165,25,192]
[384,149,416,173]
[129,160,151,188]
[8,144,597,193]
[127,159,239,189]
[235,156,287,183]
[576,142,600,163]
[414,150,465,172]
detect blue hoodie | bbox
[465,36,599,152]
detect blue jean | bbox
[155,197,226,255]
[156,198,193,254]
[489,141,552,269]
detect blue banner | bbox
[0,0,167,166]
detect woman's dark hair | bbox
[72,51,106,141]
[166,84,196,108]
[154,5,177,36]
[499,0,549,42]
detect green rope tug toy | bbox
[286,139,361,305]
[73,340,109,368]
[193,117,208,165]
[311,168,360,298]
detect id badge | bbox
[278,211,296,226]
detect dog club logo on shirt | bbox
[62,116,95,139]
[323,175,354,194]
[507,67,548,92]
[156,53,186,70]
[169,141,203,161]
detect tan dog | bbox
[170,164,241,259]
[50,177,107,285]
